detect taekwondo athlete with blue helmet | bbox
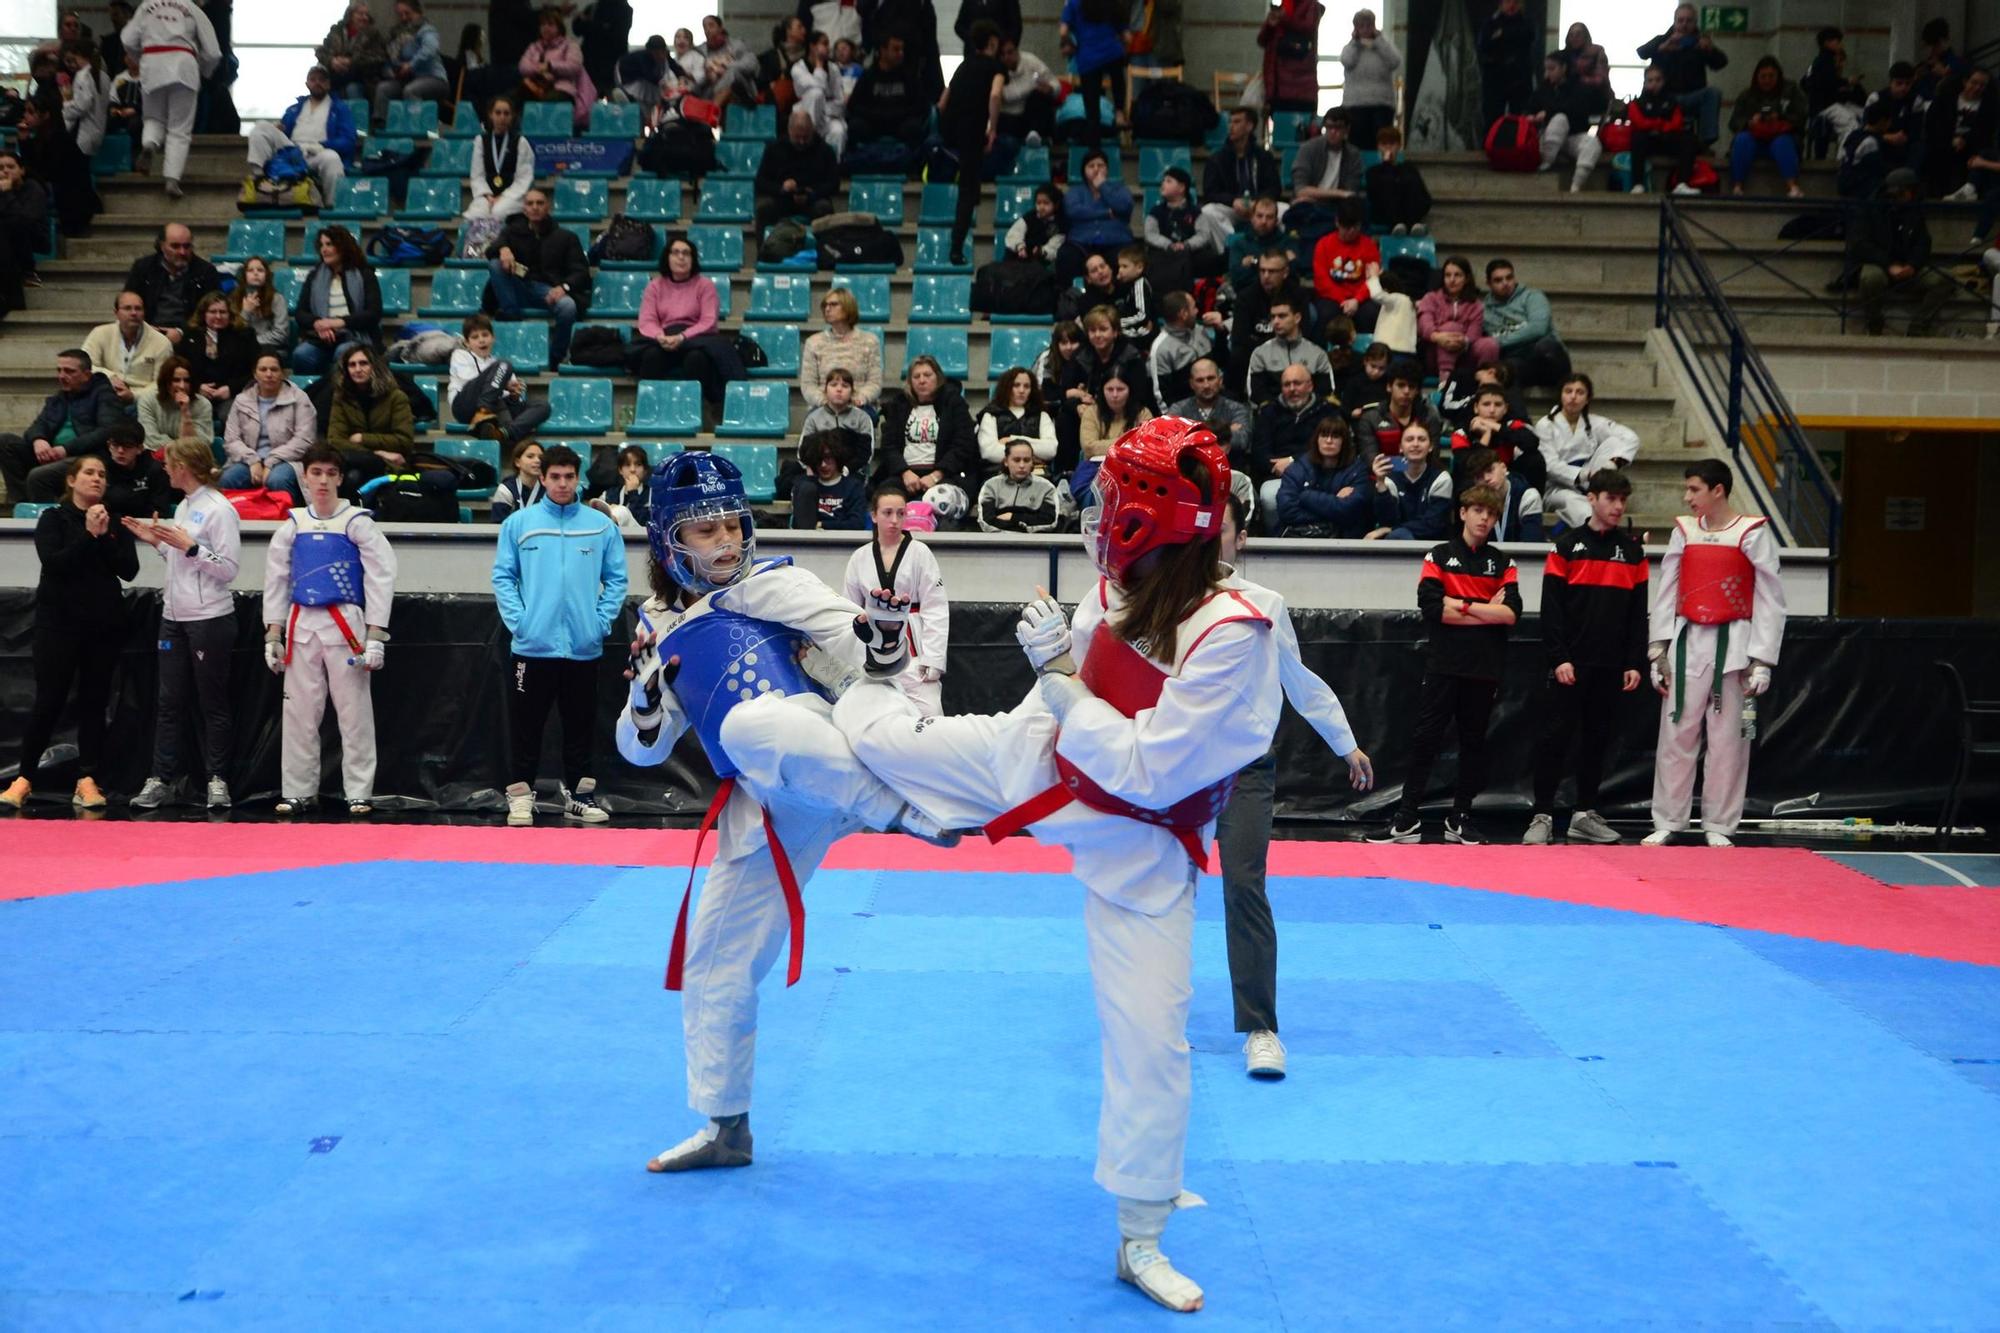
[617,450,954,1174]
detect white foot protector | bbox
[1703,830,1734,848]
[1118,1239,1204,1312]
[1641,829,1675,846]
[890,802,961,848]
[645,1117,753,1173]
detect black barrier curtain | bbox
[0,591,1992,826]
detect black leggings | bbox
[633,341,726,407]
[17,620,118,783]
[154,614,235,782]
[1076,59,1127,145]
[1531,664,1631,815]
[509,654,597,790]
[1395,673,1498,821]
[951,132,986,254]
[1630,129,1697,188]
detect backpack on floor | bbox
[240,173,322,212]
[1130,79,1218,144]
[1483,114,1541,172]
[367,225,451,266]
[815,221,903,269]
[972,257,1060,315]
[638,118,717,178]
[592,214,654,263]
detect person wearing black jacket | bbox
[1201,107,1281,229]
[955,0,1021,44]
[181,291,258,403]
[17,91,98,239]
[1636,4,1729,144]
[1526,468,1647,845]
[293,223,385,374]
[1226,254,1313,391]
[1924,69,1996,200]
[575,0,632,99]
[1368,483,1522,845]
[941,21,1007,265]
[1364,126,1431,231]
[846,33,936,153]
[755,106,843,229]
[1848,168,1956,336]
[1248,366,1338,512]
[1477,0,1534,138]
[121,223,222,345]
[866,0,944,106]
[0,149,47,317]
[873,357,980,518]
[485,187,590,364]
[102,419,177,518]
[0,350,133,510]
[0,453,139,811]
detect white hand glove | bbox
[351,639,385,671]
[853,589,912,677]
[265,639,285,675]
[628,640,675,715]
[1744,663,1772,697]
[1015,596,1074,675]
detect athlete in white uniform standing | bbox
[1644,458,1785,846]
[616,451,950,1174]
[841,483,949,716]
[121,0,221,199]
[836,418,1286,1313]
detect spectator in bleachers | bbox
[1926,70,1995,202]
[1060,148,1136,282]
[875,355,978,516]
[250,65,360,210]
[1416,255,1497,383]
[1336,335,1388,414]
[1059,0,1131,146]
[1,350,131,511]
[1848,168,1957,337]
[329,344,417,487]
[318,3,388,103]
[1223,197,1296,294]
[1460,446,1542,542]
[1246,294,1331,405]
[1168,356,1252,465]
[0,151,48,310]
[1145,166,1226,287]
[83,290,172,404]
[1365,126,1431,232]
[669,26,704,85]
[1276,413,1377,538]
[1440,358,1519,430]
[1249,362,1336,521]
[1636,3,1728,147]
[465,95,535,223]
[1204,108,1282,235]
[1287,109,1364,243]
[1863,63,1922,171]
[1363,419,1451,541]
[1537,372,1639,529]
[1477,0,1535,137]
[1073,304,1150,404]
[590,444,652,530]
[220,352,315,500]
[1038,319,1085,466]
[1531,51,1604,192]
[135,355,212,451]
[957,0,1023,45]
[123,224,219,349]
[1483,258,1570,389]
[1837,99,1894,202]
[101,3,131,72]
[376,0,450,128]
[183,293,257,406]
[60,40,110,160]
[1113,244,1157,340]
[800,287,882,409]
[121,0,219,199]
[1561,21,1612,106]
[576,0,632,100]
[1366,268,1419,357]
[635,233,726,406]
[230,257,291,357]
[871,0,946,97]
[1917,18,1969,105]
[757,17,810,98]
[978,438,1060,533]
[1311,202,1382,335]
[1449,384,1544,490]
[491,438,543,521]
[616,35,673,122]
[801,366,876,475]
[293,225,383,376]
[18,87,99,237]
[940,21,1008,266]
[978,367,1058,470]
[1148,290,1212,406]
[1726,57,1807,199]
[833,38,864,95]
[519,6,597,131]
[792,28,849,157]
[790,430,870,530]
[1056,250,1120,322]
[103,420,175,518]
[695,14,761,109]
[487,187,587,366]
[997,36,1061,146]
[1339,9,1401,146]
[1078,369,1152,460]
[1627,62,1700,195]
[1355,359,1440,459]
[1002,183,1066,266]
[755,106,842,230]
[449,312,550,443]
[1257,0,1322,116]
[1802,27,1855,133]
[845,33,930,173]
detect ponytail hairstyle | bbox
[1111,449,1227,660]
[1549,371,1597,433]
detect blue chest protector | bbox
[658,558,828,778]
[291,509,366,607]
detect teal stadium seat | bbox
[273,267,306,306]
[1139,145,1191,185]
[1378,234,1437,269]
[912,227,972,274]
[443,100,480,137]
[918,182,957,226]
[748,272,812,322]
[842,274,892,323]
[995,183,1036,230]
[384,100,440,137]
[987,327,1045,379]
[1001,143,1050,183]
[696,179,752,222]
[687,223,744,270]
[1269,110,1312,149]
[628,381,703,437]
[216,219,286,264]
[559,221,593,254]
[847,177,905,225]
[592,269,651,318]
[420,136,472,177]
[399,178,460,220]
[11,502,53,521]
[722,103,776,142]
[377,269,412,316]
[909,275,972,324]
[715,382,789,437]
[711,275,733,319]
[631,440,682,468]
[422,267,488,315]
[291,220,327,263]
[409,377,442,424]
[324,177,390,220]
[740,324,801,378]
[522,102,573,137]
[428,438,500,498]
[713,140,764,178]
[545,378,615,434]
[586,102,641,140]
[552,177,609,220]
[626,178,683,222]
[711,443,778,501]
[905,327,968,380]
[344,99,369,133]
[91,136,132,176]
[493,321,550,374]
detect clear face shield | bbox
[669,496,753,591]
[1079,476,1109,575]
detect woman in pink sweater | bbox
[634,233,726,407]
[1415,255,1499,381]
[518,8,597,130]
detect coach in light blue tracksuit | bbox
[491,443,628,826]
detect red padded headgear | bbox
[1083,416,1231,579]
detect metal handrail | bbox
[1654,201,1842,553]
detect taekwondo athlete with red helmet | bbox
[1642,459,1785,847]
[616,451,953,1175]
[836,417,1286,1313]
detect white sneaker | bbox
[1703,830,1735,848]
[206,777,232,809]
[129,776,172,810]
[1641,828,1675,846]
[1117,1238,1204,1312]
[1629,184,1648,194]
[1566,809,1620,844]
[1672,183,1702,196]
[1024,130,1043,148]
[562,778,610,823]
[505,781,535,827]
[1244,1030,1286,1080]
[1945,183,1977,203]
[1522,813,1553,845]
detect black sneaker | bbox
[1443,813,1483,845]
[1366,817,1421,844]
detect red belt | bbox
[984,782,1212,871]
[143,44,196,55]
[664,776,808,991]
[285,602,363,663]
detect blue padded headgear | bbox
[647,450,756,592]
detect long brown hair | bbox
[1110,451,1225,659]
[232,255,277,321]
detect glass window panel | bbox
[0,0,55,38]
[235,48,323,122]
[236,0,347,48]
[629,0,713,45]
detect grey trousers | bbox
[1214,751,1278,1033]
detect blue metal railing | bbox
[1654,201,1842,552]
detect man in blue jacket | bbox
[246,65,357,205]
[492,444,629,826]
[0,348,135,510]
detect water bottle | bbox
[1740,696,1758,741]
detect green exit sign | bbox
[1702,5,1749,32]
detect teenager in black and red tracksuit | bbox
[1369,482,1521,846]
[1526,468,1648,845]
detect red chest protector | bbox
[985,583,1271,869]
[1676,514,1763,625]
